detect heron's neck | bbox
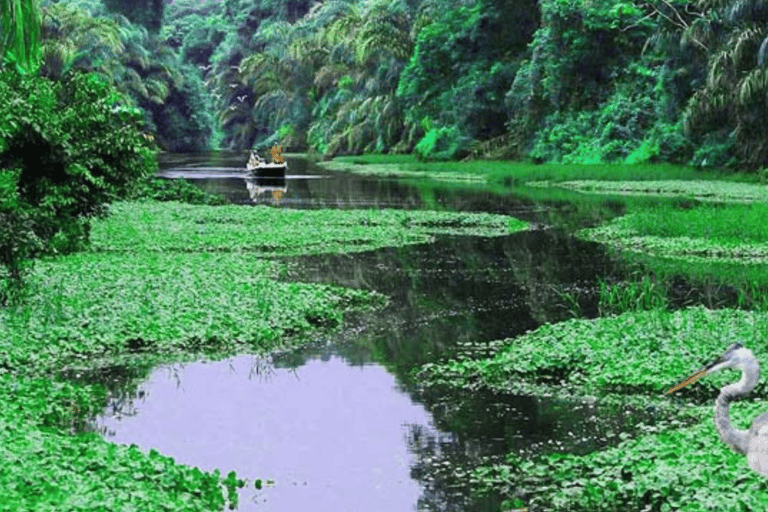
[714,364,759,455]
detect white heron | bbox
[668,343,768,475]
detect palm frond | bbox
[738,67,768,104]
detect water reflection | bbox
[245,177,288,204]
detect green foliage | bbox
[624,138,659,164]
[338,74,353,90]
[580,202,768,262]
[690,131,738,168]
[417,305,768,399]
[0,68,157,300]
[679,1,768,169]
[622,203,768,245]
[0,252,381,375]
[477,399,768,511]
[0,168,41,305]
[530,79,663,163]
[535,0,652,111]
[397,3,516,144]
[92,201,519,255]
[598,276,668,316]
[0,0,43,76]
[101,0,165,34]
[0,376,237,510]
[277,123,294,139]
[128,177,229,205]
[154,62,214,152]
[414,125,471,161]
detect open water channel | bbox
[71,152,723,511]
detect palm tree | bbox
[681,0,768,167]
[38,1,124,80]
[0,0,43,75]
[311,0,414,155]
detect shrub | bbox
[690,131,738,168]
[414,125,471,161]
[0,67,158,299]
[0,169,42,305]
[128,176,229,205]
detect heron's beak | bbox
[666,351,731,394]
[665,367,708,394]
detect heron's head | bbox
[666,343,755,394]
[705,343,754,374]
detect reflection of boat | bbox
[245,177,287,203]
[246,151,287,178]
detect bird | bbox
[229,83,239,88]
[237,95,247,102]
[198,64,212,71]
[229,105,238,111]
[667,343,768,475]
[231,65,243,73]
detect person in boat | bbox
[247,150,266,171]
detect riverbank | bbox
[0,198,526,510]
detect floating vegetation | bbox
[530,179,768,203]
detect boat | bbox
[246,150,287,178]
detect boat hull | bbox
[247,163,287,178]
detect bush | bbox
[128,176,229,205]
[690,131,738,168]
[0,67,158,299]
[414,125,471,161]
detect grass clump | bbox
[580,203,768,262]
[324,155,745,185]
[128,176,229,205]
[598,276,668,316]
[529,179,768,203]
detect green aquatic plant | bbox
[580,203,768,262]
[416,307,768,400]
[472,401,768,511]
[598,275,668,316]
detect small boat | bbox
[246,151,287,178]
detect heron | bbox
[667,343,768,475]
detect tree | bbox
[38,1,125,80]
[0,0,43,75]
[681,0,768,167]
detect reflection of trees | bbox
[276,229,628,387]
[59,358,157,435]
[406,423,506,512]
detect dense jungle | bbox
[8,0,768,166]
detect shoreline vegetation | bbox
[6,0,768,507]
